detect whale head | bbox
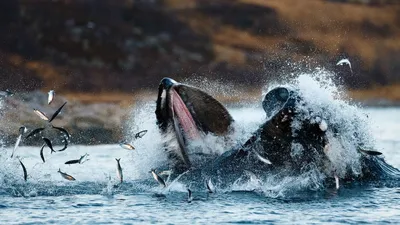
[254,86,328,169]
[155,77,234,171]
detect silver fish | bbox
[48,90,55,105]
[33,109,49,121]
[79,153,89,163]
[49,102,67,123]
[151,169,166,187]
[336,58,353,74]
[40,144,46,163]
[119,143,135,150]
[64,159,79,164]
[206,178,215,193]
[65,153,88,165]
[334,174,340,190]
[18,159,28,181]
[43,138,56,154]
[358,148,382,156]
[11,135,22,158]
[187,188,193,203]
[134,130,148,139]
[116,158,123,184]
[254,151,272,165]
[11,126,28,157]
[58,169,76,181]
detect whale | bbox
[155,77,234,172]
[155,77,400,188]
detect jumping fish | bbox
[64,153,89,165]
[151,169,166,187]
[64,159,79,165]
[187,188,193,203]
[206,178,215,193]
[48,90,55,105]
[39,144,46,163]
[33,109,49,121]
[49,102,67,123]
[336,58,353,74]
[116,158,123,184]
[18,159,28,181]
[11,126,27,158]
[254,151,272,165]
[334,175,340,190]
[26,127,45,139]
[358,148,382,156]
[134,130,148,139]
[119,143,135,150]
[52,125,71,139]
[57,137,69,152]
[43,138,56,154]
[0,90,14,97]
[11,134,22,155]
[58,169,76,181]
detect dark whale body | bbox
[155,78,400,188]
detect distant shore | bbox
[349,84,400,107]
[0,87,399,147]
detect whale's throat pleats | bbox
[171,88,200,141]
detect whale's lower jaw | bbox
[156,84,198,169]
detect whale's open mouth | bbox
[156,78,234,169]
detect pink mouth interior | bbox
[171,89,200,140]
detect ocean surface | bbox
[0,106,400,224]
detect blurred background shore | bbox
[0,0,399,145]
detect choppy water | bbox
[1,72,400,224]
[0,107,399,224]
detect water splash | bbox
[123,68,383,198]
[181,76,243,100]
[0,68,394,199]
[125,101,169,179]
[291,71,373,178]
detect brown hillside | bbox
[0,0,399,93]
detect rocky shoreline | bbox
[0,91,135,147]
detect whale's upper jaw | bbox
[156,78,176,131]
[155,77,234,171]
